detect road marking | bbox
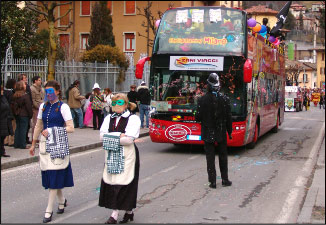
[275,123,325,223]
[51,200,99,223]
[1,148,102,175]
[286,117,324,121]
[1,136,151,175]
[281,127,309,131]
[139,154,200,184]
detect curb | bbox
[275,123,325,223]
[297,136,326,224]
[1,132,149,170]
[296,125,325,224]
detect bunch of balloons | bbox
[155,19,161,28]
[247,18,279,46]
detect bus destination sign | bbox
[170,56,224,71]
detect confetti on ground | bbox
[254,160,275,165]
[96,187,101,193]
[216,176,221,179]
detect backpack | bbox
[10,100,23,116]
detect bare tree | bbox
[286,60,303,86]
[25,1,73,80]
[136,2,173,55]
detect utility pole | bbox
[313,22,317,63]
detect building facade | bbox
[298,62,316,89]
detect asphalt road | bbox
[1,106,325,223]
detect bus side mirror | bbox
[135,57,151,79]
[243,59,252,83]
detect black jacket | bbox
[137,86,151,105]
[195,91,232,143]
[127,90,138,103]
[0,95,14,137]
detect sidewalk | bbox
[297,137,325,224]
[1,127,149,170]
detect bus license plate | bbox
[187,135,201,141]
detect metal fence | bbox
[1,54,150,97]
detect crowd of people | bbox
[301,87,325,111]
[0,75,152,158]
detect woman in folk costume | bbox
[29,80,74,223]
[99,93,141,224]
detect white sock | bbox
[57,189,65,209]
[126,210,133,214]
[45,189,57,217]
[111,210,119,220]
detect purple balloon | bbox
[247,18,256,27]
[269,36,276,43]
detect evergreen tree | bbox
[88,1,115,50]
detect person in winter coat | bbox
[67,80,85,128]
[30,76,45,142]
[127,85,139,114]
[103,88,113,118]
[11,81,33,149]
[18,73,32,144]
[3,78,16,147]
[137,81,151,128]
[195,73,233,189]
[99,93,140,224]
[1,81,14,157]
[90,83,105,130]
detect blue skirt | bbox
[41,162,74,189]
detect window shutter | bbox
[125,1,135,14]
[81,1,90,15]
[60,1,70,26]
[60,34,70,49]
[107,1,112,13]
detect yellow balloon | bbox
[253,24,261,32]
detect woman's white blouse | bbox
[37,102,73,121]
[100,110,141,141]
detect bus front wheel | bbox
[247,123,258,149]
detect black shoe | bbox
[43,212,53,223]
[209,183,216,189]
[105,217,117,224]
[57,199,67,214]
[222,179,232,187]
[1,154,10,157]
[120,212,134,223]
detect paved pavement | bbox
[297,136,325,224]
[1,126,149,170]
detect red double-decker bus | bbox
[136,6,285,148]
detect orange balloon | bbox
[253,24,261,33]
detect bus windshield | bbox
[150,57,246,117]
[153,7,246,55]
